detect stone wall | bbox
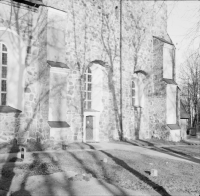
[20,5,50,143]
[147,37,168,139]
[0,113,20,143]
[36,6,50,141]
[148,97,167,139]
[42,0,170,141]
[65,70,82,142]
[0,0,174,144]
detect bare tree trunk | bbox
[119,0,123,141]
[79,76,84,142]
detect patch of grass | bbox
[1,167,15,179]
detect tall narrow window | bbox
[0,43,7,105]
[84,68,92,109]
[132,80,135,107]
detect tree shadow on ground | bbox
[136,139,192,146]
[12,148,76,196]
[67,143,130,196]
[1,140,122,196]
[141,145,200,164]
[11,172,31,196]
[12,142,127,196]
[100,150,171,196]
[123,139,200,164]
[40,144,129,196]
[136,139,156,146]
[125,140,145,146]
[126,139,161,147]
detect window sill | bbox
[48,121,70,128]
[0,106,22,113]
[13,0,44,8]
[131,106,142,110]
[167,124,180,130]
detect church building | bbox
[0,0,188,145]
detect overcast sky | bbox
[166,1,200,66]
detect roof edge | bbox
[163,78,178,85]
[47,60,70,69]
[0,106,22,113]
[153,36,174,46]
[48,121,70,128]
[167,124,180,130]
[13,0,44,7]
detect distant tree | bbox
[179,52,200,127]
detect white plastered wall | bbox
[166,84,181,142]
[47,8,66,63]
[169,129,180,142]
[166,84,177,124]
[48,67,69,121]
[47,8,69,141]
[163,43,174,79]
[49,68,69,141]
[180,119,187,140]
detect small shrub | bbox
[29,160,40,170]
[39,162,48,172]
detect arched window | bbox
[0,43,8,105]
[84,67,92,109]
[132,80,135,107]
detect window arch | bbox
[84,67,92,109]
[131,80,135,107]
[0,43,8,105]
